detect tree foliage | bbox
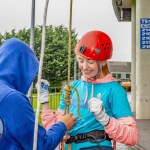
[0,25,78,90]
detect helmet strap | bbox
[92,61,101,80]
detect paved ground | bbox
[135,119,150,150]
[109,120,149,150]
[116,142,145,150]
[115,93,150,150]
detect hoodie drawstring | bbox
[84,81,94,105]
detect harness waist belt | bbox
[65,130,111,144]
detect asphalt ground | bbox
[117,93,150,150]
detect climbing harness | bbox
[65,130,111,150]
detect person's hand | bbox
[88,95,110,126]
[35,79,50,104]
[59,113,76,130]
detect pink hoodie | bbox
[41,74,139,146]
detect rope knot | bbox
[64,84,72,107]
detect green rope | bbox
[64,84,72,115]
[64,0,81,119]
[64,84,81,119]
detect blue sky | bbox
[0,0,131,61]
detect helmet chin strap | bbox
[90,61,101,80]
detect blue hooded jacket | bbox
[0,38,66,150]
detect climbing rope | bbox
[67,0,73,84]
[62,0,81,149]
[33,0,49,150]
[63,0,81,116]
[32,0,80,149]
[64,0,81,118]
[64,84,81,119]
[64,84,72,115]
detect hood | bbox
[0,38,39,94]
[81,74,117,84]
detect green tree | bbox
[0,25,78,91]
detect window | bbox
[112,73,116,78]
[126,74,130,80]
[117,73,121,79]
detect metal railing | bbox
[32,88,62,112]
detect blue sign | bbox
[140,18,150,49]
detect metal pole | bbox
[131,0,136,113]
[28,0,36,104]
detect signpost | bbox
[140,18,150,49]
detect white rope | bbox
[33,0,49,149]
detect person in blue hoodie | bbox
[0,38,76,150]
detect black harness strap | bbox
[65,130,111,144]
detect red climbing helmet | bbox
[75,30,113,61]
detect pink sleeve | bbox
[41,109,65,130]
[105,116,139,146]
